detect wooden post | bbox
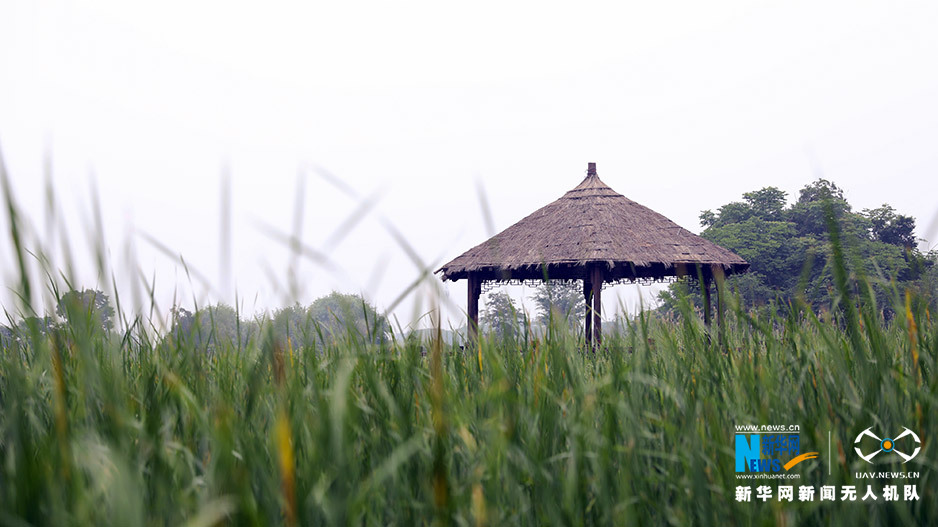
[712,265,726,346]
[702,272,712,328]
[467,272,481,340]
[590,264,603,346]
[583,275,592,344]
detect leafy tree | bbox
[0,316,58,348]
[168,293,388,353]
[0,324,12,347]
[271,303,322,348]
[699,186,788,228]
[18,316,58,334]
[481,290,523,339]
[699,201,751,229]
[56,289,114,334]
[797,178,844,203]
[742,187,787,221]
[532,281,585,329]
[864,204,916,249]
[660,179,934,315]
[788,179,861,239]
[306,292,389,346]
[170,303,258,352]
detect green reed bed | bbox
[0,286,935,526]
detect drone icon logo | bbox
[854,426,921,464]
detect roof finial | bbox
[587,162,597,176]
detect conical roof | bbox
[438,164,749,282]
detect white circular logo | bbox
[854,426,921,464]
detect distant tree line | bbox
[1,289,115,347]
[1,289,389,352]
[658,179,937,315]
[169,291,389,353]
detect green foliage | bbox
[0,324,11,347]
[532,280,586,329]
[864,204,917,249]
[306,291,389,346]
[170,303,258,353]
[270,302,313,346]
[169,293,389,353]
[1,290,114,346]
[2,315,57,343]
[56,289,115,333]
[480,290,524,339]
[664,179,935,314]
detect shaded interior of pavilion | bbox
[459,262,738,346]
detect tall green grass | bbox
[2,289,935,525]
[0,165,935,525]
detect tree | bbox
[699,186,787,229]
[170,303,258,352]
[788,179,858,239]
[532,281,585,329]
[0,324,12,347]
[306,292,389,346]
[742,187,788,221]
[271,303,321,348]
[797,178,844,203]
[56,289,114,334]
[168,293,388,352]
[659,179,934,315]
[863,204,916,249]
[481,290,523,339]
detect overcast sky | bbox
[2,1,938,330]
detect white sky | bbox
[2,1,938,331]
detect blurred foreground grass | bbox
[1,288,935,525]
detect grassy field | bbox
[1,276,935,526]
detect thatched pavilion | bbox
[438,163,749,344]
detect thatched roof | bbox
[438,165,749,282]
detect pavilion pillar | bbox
[590,264,603,346]
[583,275,592,343]
[467,272,481,340]
[712,265,726,346]
[702,269,713,328]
